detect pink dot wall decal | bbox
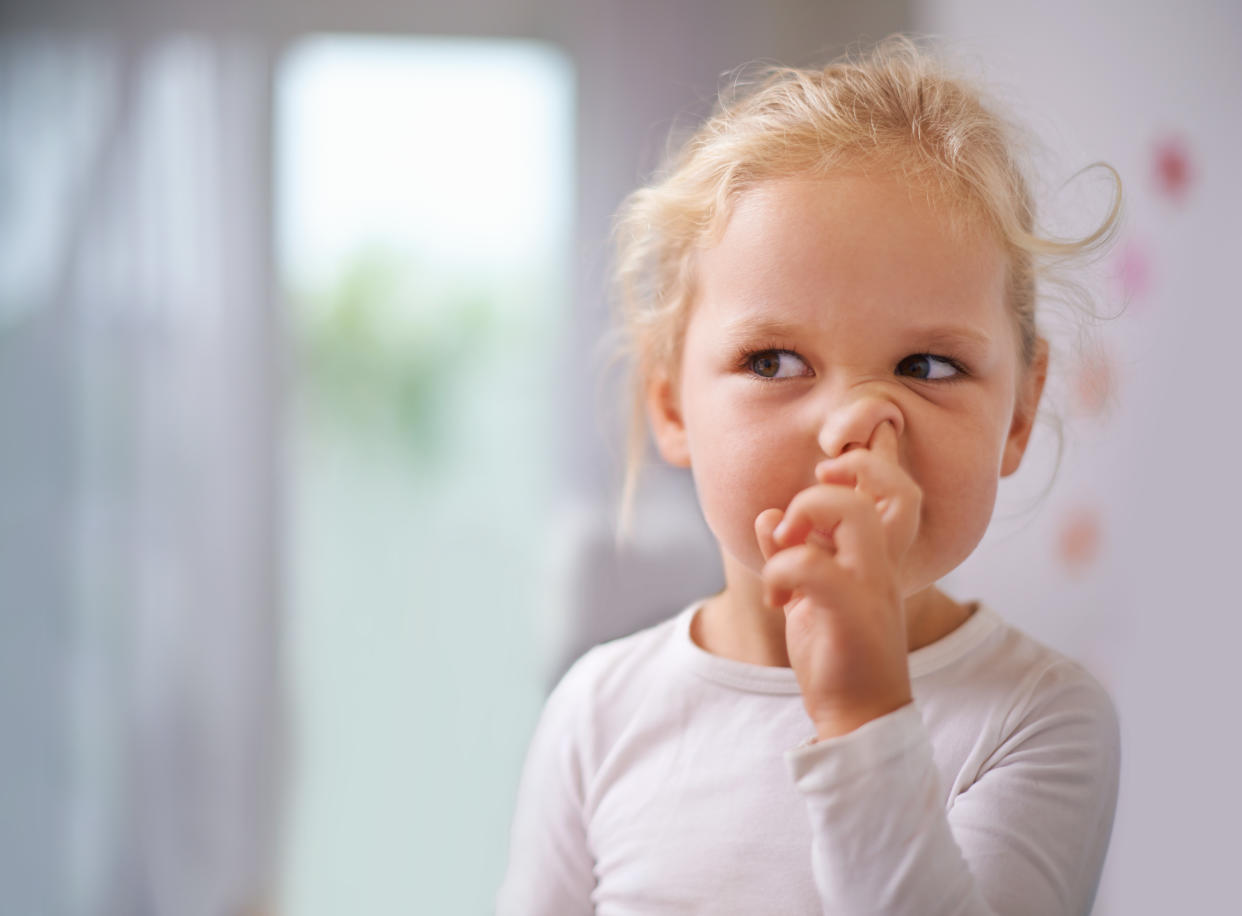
[1058,505,1103,575]
[1152,134,1194,204]
[1071,346,1118,418]
[1110,237,1153,307]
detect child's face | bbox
[648,173,1043,597]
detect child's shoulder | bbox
[960,608,1119,739]
[534,604,694,756]
[552,606,687,704]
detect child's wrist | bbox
[812,696,912,742]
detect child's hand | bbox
[754,421,920,741]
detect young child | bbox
[498,35,1121,915]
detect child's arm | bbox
[758,422,1119,914]
[786,666,1118,915]
[496,675,596,915]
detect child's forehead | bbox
[686,173,1012,341]
[701,175,1005,287]
[722,170,994,245]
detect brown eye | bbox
[751,353,781,377]
[747,350,808,379]
[897,355,931,378]
[897,354,959,381]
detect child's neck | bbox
[690,575,974,669]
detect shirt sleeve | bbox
[495,674,597,916]
[785,665,1120,916]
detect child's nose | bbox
[817,394,905,459]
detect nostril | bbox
[817,396,904,459]
[876,416,904,441]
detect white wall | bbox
[914,3,1242,913]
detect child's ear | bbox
[1001,337,1049,478]
[646,367,692,468]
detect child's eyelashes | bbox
[741,348,811,380]
[737,347,969,383]
[895,353,968,382]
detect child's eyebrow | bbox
[911,325,994,354]
[720,315,808,342]
[720,314,994,353]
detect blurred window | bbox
[275,36,574,915]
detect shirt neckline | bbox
[673,598,1002,694]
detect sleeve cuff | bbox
[784,702,927,792]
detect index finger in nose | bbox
[868,419,900,463]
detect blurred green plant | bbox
[291,245,501,464]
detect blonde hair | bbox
[610,34,1121,534]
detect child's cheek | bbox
[689,428,805,573]
[905,453,1002,590]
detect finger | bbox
[774,484,886,574]
[815,444,921,559]
[754,508,784,563]
[869,419,900,464]
[773,484,842,549]
[762,543,854,611]
[816,448,910,502]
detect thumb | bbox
[754,508,784,562]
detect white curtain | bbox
[0,30,279,916]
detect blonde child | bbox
[498,35,1121,915]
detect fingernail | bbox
[773,518,788,542]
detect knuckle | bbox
[763,552,795,587]
[790,484,839,520]
[842,487,874,515]
[834,449,866,470]
[772,544,826,584]
[790,545,823,579]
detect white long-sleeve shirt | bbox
[497,602,1120,915]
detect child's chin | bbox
[717,539,767,578]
